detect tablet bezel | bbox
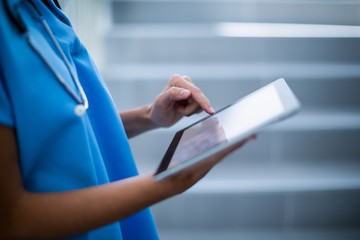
[154,78,301,180]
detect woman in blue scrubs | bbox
[0,1,251,239]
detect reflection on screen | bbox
[169,85,284,168]
[170,118,227,167]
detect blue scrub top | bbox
[0,1,159,239]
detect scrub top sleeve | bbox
[0,75,15,127]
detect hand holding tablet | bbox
[154,78,301,180]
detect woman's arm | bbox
[0,125,174,239]
[0,125,252,239]
[120,74,215,138]
[120,104,158,138]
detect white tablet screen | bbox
[169,84,284,169]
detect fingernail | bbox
[180,89,190,98]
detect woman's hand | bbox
[121,74,215,138]
[159,135,256,195]
[148,74,215,128]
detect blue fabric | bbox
[0,1,159,239]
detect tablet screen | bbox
[155,79,300,180]
[167,85,284,169]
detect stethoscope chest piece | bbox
[74,104,86,117]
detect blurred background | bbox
[62,0,360,239]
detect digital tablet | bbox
[154,78,301,180]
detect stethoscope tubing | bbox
[3,0,89,116]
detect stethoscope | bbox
[3,0,89,117]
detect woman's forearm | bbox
[3,174,174,239]
[120,105,159,138]
[0,123,172,239]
